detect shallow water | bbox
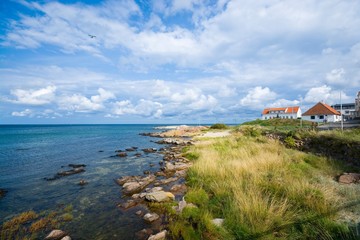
[0,124,167,239]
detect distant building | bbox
[302,102,341,123]
[261,106,301,120]
[331,103,355,121]
[356,91,360,118]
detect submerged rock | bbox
[57,167,85,176]
[143,212,160,222]
[170,184,187,193]
[119,199,137,209]
[0,188,7,198]
[145,191,175,202]
[78,180,88,186]
[45,229,67,240]
[338,173,360,184]
[148,230,167,240]
[68,164,86,168]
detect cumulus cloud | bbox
[57,88,115,112]
[304,85,351,104]
[9,86,56,105]
[240,86,277,109]
[12,109,32,117]
[325,68,345,85]
[113,99,163,118]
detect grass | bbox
[172,130,360,239]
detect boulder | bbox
[145,191,175,202]
[142,148,157,153]
[126,148,136,152]
[136,210,143,216]
[122,175,156,194]
[45,229,67,240]
[119,199,137,209]
[135,228,153,240]
[211,218,224,227]
[61,237,71,240]
[154,177,178,186]
[338,173,360,184]
[143,212,160,222]
[170,184,187,193]
[148,230,167,240]
[115,176,134,186]
[117,152,128,157]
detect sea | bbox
[0,124,176,239]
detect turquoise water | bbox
[0,124,167,239]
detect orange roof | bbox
[302,102,340,116]
[262,106,300,115]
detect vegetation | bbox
[242,118,313,132]
[0,206,73,240]
[169,125,360,239]
[210,123,228,129]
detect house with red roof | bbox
[261,106,301,120]
[302,102,341,123]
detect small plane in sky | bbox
[88,34,96,38]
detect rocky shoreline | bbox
[115,127,203,240]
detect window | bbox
[311,116,315,119]
[319,115,324,119]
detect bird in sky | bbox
[88,34,96,38]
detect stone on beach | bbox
[154,177,178,186]
[170,184,187,193]
[338,173,360,184]
[61,236,71,240]
[145,191,175,202]
[148,230,167,240]
[119,199,137,209]
[143,212,160,222]
[45,229,67,240]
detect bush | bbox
[239,126,262,137]
[284,136,296,148]
[210,123,228,129]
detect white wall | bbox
[302,115,341,123]
[262,113,299,120]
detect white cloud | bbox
[325,68,345,85]
[113,99,163,118]
[304,85,351,104]
[10,86,56,105]
[12,109,32,117]
[240,86,277,109]
[269,99,300,108]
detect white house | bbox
[261,106,301,120]
[302,102,341,123]
[331,103,355,121]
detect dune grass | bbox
[175,130,359,239]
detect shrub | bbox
[210,123,228,129]
[239,125,262,137]
[284,136,296,148]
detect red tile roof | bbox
[302,102,340,116]
[262,106,300,115]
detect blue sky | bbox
[1,0,360,124]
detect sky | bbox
[1,0,360,124]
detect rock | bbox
[115,176,134,186]
[135,228,153,240]
[119,199,137,209]
[148,230,167,240]
[136,210,143,216]
[0,188,7,198]
[61,237,71,240]
[143,170,151,175]
[117,152,128,157]
[57,167,85,176]
[155,171,166,177]
[135,153,142,157]
[143,212,160,222]
[142,148,157,153]
[68,164,86,168]
[211,218,224,227]
[78,180,88,186]
[170,184,187,193]
[338,173,360,184]
[149,163,155,167]
[122,175,156,194]
[175,170,187,177]
[145,191,175,202]
[45,229,67,240]
[146,187,163,192]
[156,177,178,185]
[115,149,124,152]
[98,150,104,152]
[174,198,187,213]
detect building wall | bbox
[356,91,360,118]
[262,113,299,120]
[302,114,340,123]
